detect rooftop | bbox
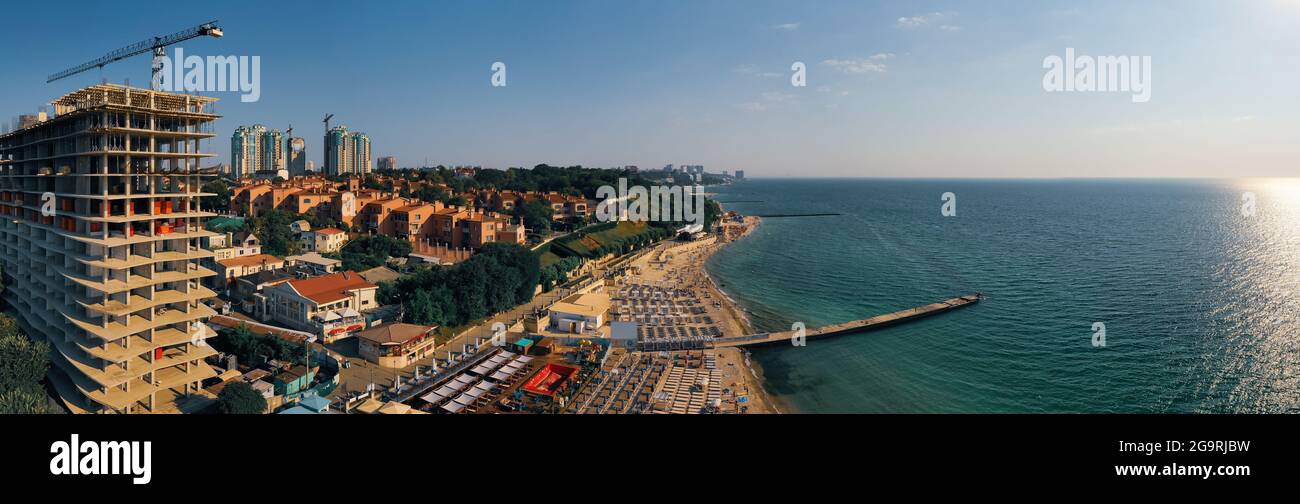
[355,322,436,346]
[286,252,342,267]
[218,253,285,268]
[552,293,611,315]
[285,271,377,305]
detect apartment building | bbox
[392,203,435,241]
[0,84,221,414]
[299,227,348,253]
[210,232,261,261]
[358,198,407,236]
[323,126,371,176]
[263,271,378,343]
[214,253,285,291]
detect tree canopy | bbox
[217,380,267,414]
[383,242,540,328]
[332,235,413,272]
[0,314,54,414]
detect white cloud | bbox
[735,102,767,112]
[897,11,958,30]
[733,64,781,78]
[772,22,800,31]
[821,53,894,74]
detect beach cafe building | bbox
[549,293,610,334]
[355,323,439,369]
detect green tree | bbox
[0,315,54,414]
[217,380,267,414]
[519,199,554,233]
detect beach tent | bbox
[420,391,445,404]
[490,370,513,381]
[441,401,466,414]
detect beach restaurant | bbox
[355,322,439,368]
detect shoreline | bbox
[702,214,790,415]
[700,213,790,414]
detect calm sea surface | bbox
[706,178,1300,413]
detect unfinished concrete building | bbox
[0,84,222,413]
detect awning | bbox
[488,355,508,365]
[419,391,445,404]
[474,381,495,392]
[490,370,513,381]
[441,401,465,413]
[453,394,475,406]
[516,355,535,364]
[339,307,360,318]
[463,387,485,400]
[471,363,495,375]
[454,374,475,385]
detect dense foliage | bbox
[217,380,267,414]
[331,235,413,272]
[211,324,307,366]
[200,177,236,212]
[0,315,55,414]
[539,256,583,292]
[517,199,555,233]
[382,243,540,327]
[246,209,302,257]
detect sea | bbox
[705,178,1300,413]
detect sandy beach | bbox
[618,213,777,413]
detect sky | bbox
[2,0,1298,178]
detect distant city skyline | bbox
[2,0,1298,178]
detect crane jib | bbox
[46,20,221,84]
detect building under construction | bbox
[0,84,223,413]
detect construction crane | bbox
[322,114,334,173]
[46,20,224,90]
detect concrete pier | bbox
[711,294,981,348]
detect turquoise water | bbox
[706,179,1300,413]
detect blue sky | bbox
[2,0,1298,177]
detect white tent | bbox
[441,401,466,413]
[419,391,445,404]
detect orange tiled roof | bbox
[316,228,345,235]
[218,253,284,268]
[286,271,377,305]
